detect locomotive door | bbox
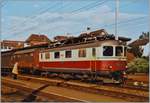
[91,48,97,72]
[90,61,96,72]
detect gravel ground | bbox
[1,85,53,102]
[2,78,126,102]
[127,74,149,83]
[1,86,27,102]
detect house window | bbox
[92,48,96,57]
[65,51,72,58]
[103,46,113,56]
[54,52,60,58]
[45,52,50,59]
[78,49,86,57]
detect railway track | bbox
[2,78,88,102]
[2,77,127,102]
[18,73,150,91]
[101,83,149,92]
[3,71,149,91]
[2,74,149,102]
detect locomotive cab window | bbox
[54,52,60,59]
[78,49,86,57]
[103,46,113,56]
[116,46,123,56]
[65,51,72,58]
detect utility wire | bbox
[6,1,78,35]
[70,0,107,13]
[0,0,6,8]
[4,0,106,39]
[3,0,146,39]
[7,1,60,31]
[103,16,148,28]
[3,1,74,39]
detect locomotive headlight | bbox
[108,66,112,69]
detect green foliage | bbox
[127,58,149,73]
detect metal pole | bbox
[115,0,119,40]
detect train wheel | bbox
[97,80,104,85]
[48,73,58,78]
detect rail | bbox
[2,75,149,102]
[2,78,86,102]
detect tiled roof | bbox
[1,40,24,49]
[129,38,149,47]
[79,29,108,37]
[25,34,51,43]
[54,36,69,41]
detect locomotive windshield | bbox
[103,46,113,56]
[115,46,123,56]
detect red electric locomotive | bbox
[38,34,130,82]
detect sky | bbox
[1,0,149,42]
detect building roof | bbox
[79,29,108,37]
[25,34,51,43]
[1,40,24,49]
[54,36,69,41]
[128,38,149,47]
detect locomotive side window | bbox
[45,52,50,59]
[124,47,127,56]
[41,53,43,60]
[103,46,113,56]
[116,46,123,56]
[54,52,60,58]
[92,48,96,57]
[78,49,86,57]
[30,53,33,56]
[65,51,72,58]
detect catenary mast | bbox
[115,0,119,40]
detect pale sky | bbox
[1,0,149,41]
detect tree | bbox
[127,58,149,74]
[128,46,143,58]
[139,32,149,39]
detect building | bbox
[128,38,149,56]
[1,40,24,51]
[25,34,51,46]
[128,38,149,47]
[79,29,108,37]
[1,34,51,51]
[54,36,69,41]
[126,52,136,63]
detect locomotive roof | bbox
[1,43,48,54]
[41,34,131,52]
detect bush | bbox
[127,58,149,74]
